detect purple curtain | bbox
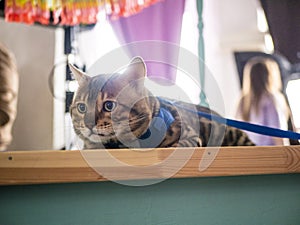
[109,0,186,85]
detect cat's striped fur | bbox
[70,57,254,149]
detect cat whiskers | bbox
[93,125,114,136]
[77,125,109,144]
[77,113,151,144]
[112,114,151,139]
[113,114,150,127]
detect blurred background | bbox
[0,0,299,150]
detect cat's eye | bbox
[103,101,117,112]
[77,103,87,114]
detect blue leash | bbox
[197,110,300,140]
[159,98,300,140]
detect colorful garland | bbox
[5,0,162,25]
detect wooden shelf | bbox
[0,146,300,185]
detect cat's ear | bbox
[69,63,90,85]
[124,56,146,80]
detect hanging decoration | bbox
[196,0,208,107]
[4,0,162,26]
[109,0,185,85]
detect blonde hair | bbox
[0,43,17,81]
[238,56,283,121]
[0,42,19,150]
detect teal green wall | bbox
[0,174,300,225]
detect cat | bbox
[69,57,255,149]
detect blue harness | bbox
[139,106,174,141]
[138,101,175,148]
[137,98,300,148]
[151,98,300,141]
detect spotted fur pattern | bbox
[69,57,254,149]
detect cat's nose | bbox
[84,114,95,129]
[85,122,94,130]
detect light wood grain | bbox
[0,146,299,185]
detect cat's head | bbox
[69,57,157,148]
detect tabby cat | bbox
[69,57,254,149]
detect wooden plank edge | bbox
[0,146,299,185]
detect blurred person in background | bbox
[0,42,19,151]
[235,56,295,146]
